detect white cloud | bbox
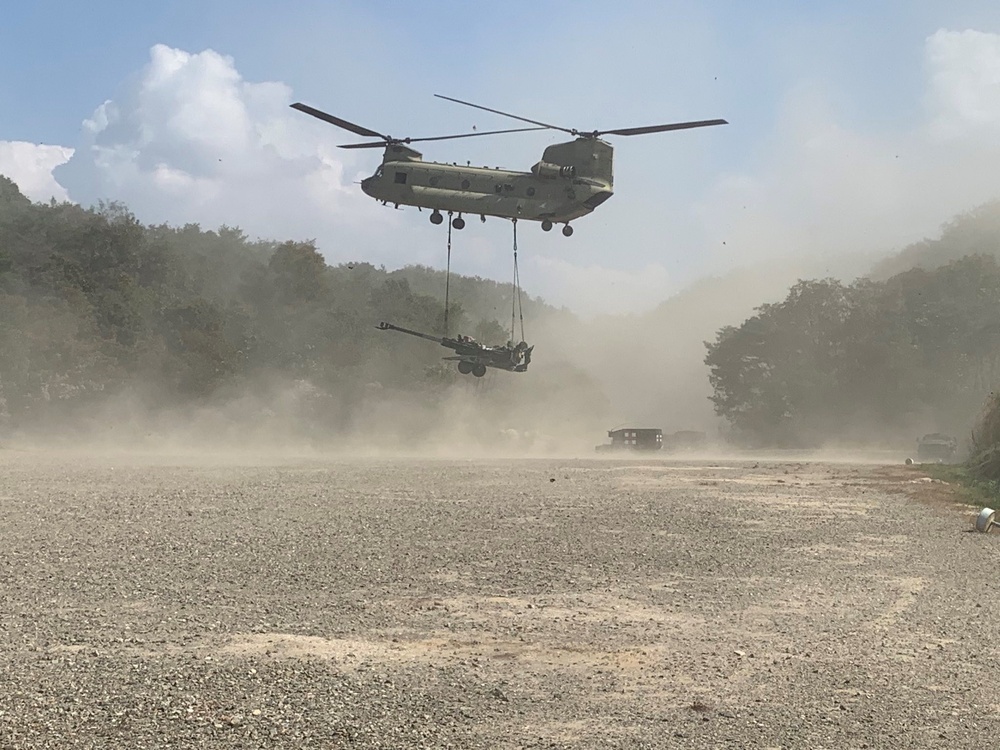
[694,29,1000,276]
[56,44,389,248]
[925,29,1000,139]
[0,141,73,202]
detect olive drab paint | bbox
[291,96,726,235]
[360,140,612,227]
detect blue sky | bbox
[3,1,1000,314]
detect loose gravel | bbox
[0,451,996,748]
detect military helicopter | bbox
[377,322,531,376]
[291,95,727,236]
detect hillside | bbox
[702,201,1000,447]
[6,169,1000,452]
[0,176,608,451]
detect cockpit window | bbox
[394,171,408,185]
[374,165,383,178]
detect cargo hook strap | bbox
[511,219,525,344]
[443,212,453,337]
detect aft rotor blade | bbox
[338,141,392,149]
[337,126,549,149]
[435,94,572,135]
[290,103,387,139]
[597,119,729,137]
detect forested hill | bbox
[870,200,1000,279]
[705,200,1000,448]
[0,176,607,448]
[10,166,1000,453]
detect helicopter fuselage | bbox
[290,97,726,233]
[360,138,615,226]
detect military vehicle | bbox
[377,322,531,376]
[595,428,663,452]
[916,433,957,462]
[291,96,727,235]
[663,430,708,452]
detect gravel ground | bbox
[0,450,997,749]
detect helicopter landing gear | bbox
[541,220,553,232]
[452,214,466,230]
[472,363,487,377]
[430,210,444,225]
[457,360,473,375]
[562,224,574,237]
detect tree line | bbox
[0,175,604,444]
[705,205,1000,449]
[8,166,1000,457]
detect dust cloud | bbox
[0,242,940,461]
[5,360,611,460]
[533,250,878,436]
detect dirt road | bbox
[1,452,996,748]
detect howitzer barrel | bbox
[376,321,445,345]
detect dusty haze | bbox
[0,227,966,459]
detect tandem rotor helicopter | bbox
[291,95,727,236]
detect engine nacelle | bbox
[530,161,576,179]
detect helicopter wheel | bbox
[472,364,487,378]
[430,211,444,225]
[541,220,553,232]
[452,215,466,230]
[562,224,574,237]
[457,361,473,375]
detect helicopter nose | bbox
[360,177,374,196]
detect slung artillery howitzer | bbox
[377,321,532,377]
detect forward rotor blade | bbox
[435,94,572,135]
[290,103,387,139]
[337,126,549,149]
[597,119,729,137]
[405,126,550,144]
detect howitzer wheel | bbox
[976,507,997,533]
[472,364,487,377]
[457,360,473,375]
